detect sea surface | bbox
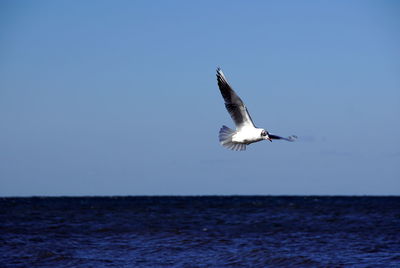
[1,196,400,267]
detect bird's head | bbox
[261,129,272,142]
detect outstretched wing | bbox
[216,68,255,129]
[269,134,298,142]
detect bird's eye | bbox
[261,131,266,136]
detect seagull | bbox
[216,67,297,151]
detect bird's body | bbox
[216,68,296,151]
[232,127,264,144]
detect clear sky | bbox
[1,1,399,196]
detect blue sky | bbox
[1,1,399,196]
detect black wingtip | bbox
[216,67,225,80]
[216,67,223,81]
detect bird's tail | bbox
[218,125,246,151]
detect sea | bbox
[1,196,399,267]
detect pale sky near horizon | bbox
[1,1,399,196]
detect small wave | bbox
[267,256,320,266]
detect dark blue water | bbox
[1,196,400,267]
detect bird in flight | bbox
[216,67,297,151]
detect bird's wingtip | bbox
[216,67,225,78]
